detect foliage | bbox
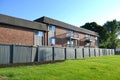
[0,56,120,80]
[80,22,107,48]
[103,20,120,48]
[81,20,120,48]
[117,39,120,47]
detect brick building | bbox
[0,14,47,45]
[35,16,99,48]
[0,14,99,48]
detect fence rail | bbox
[0,44,115,65]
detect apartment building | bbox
[35,16,99,48]
[0,14,99,48]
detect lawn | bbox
[0,55,120,80]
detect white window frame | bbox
[48,25,56,32]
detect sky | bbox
[0,0,120,27]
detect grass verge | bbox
[0,55,120,80]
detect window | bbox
[34,31,44,46]
[67,30,73,34]
[85,43,90,46]
[49,37,55,44]
[86,34,90,38]
[95,37,98,47]
[49,25,56,32]
[35,31,43,36]
[67,40,74,47]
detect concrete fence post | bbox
[64,48,67,60]
[82,48,84,58]
[88,48,90,57]
[10,44,14,63]
[94,48,96,57]
[52,47,55,61]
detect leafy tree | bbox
[117,21,120,39]
[103,20,120,49]
[80,22,107,48]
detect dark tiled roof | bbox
[35,16,99,37]
[0,14,48,31]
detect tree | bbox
[80,22,107,48]
[103,20,120,49]
[117,21,120,39]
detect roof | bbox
[0,14,48,31]
[34,16,99,37]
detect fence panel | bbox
[115,48,120,55]
[99,49,103,56]
[66,48,75,59]
[54,47,65,60]
[109,49,112,55]
[95,48,99,56]
[111,49,115,55]
[31,47,37,62]
[106,49,109,55]
[83,48,90,58]
[90,48,95,57]
[102,49,105,55]
[0,44,11,64]
[109,49,111,55]
[38,46,53,62]
[105,49,107,55]
[13,45,32,63]
[110,49,112,55]
[76,48,83,59]
[107,49,110,55]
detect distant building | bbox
[0,14,99,48]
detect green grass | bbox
[0,56,120,80]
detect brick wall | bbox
[54,27,97,48]
[90,36,96,47]
[0,24,34,45]
[55,27,67,47]
[0,23,97,47]
[79,33,86,48]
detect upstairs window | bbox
[85,34,90,38]
[67,30,73,34]
[49,25,56,32]
[35,31,43,36]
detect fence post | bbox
[98,49,100,56]
[10,44,14,64]
[64,48,66,60]
[52,47,54,61]
[82,48,84,58]
[89,48,90,57]
[74,48,77,59]
[94,48,96,57]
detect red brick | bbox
[0,24,34,45]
